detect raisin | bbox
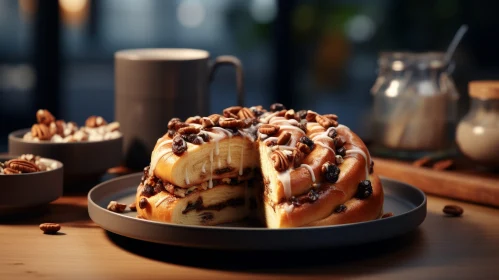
[167,130,175,138]
[198,132,209,142]
[369,161,374,174]
[299,136,315,150]
[172,136,187,155]
[327,128,338,139]
[308,189,319,202]
[138,198,148,209]
[334,204,347,213]
[154,181,165,193]
[355,180,373,199]
[334,136,345,147]
[336,146,346,157]
[270,103,286,112]
[142,184,155,197]
[322,162,340,183]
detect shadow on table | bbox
[104,225,427,275]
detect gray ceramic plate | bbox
[88,173,426,251]
[0,155,63,215]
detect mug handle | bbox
[209,55,245,107]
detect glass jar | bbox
[370,52,460,159]
[456,81,499,169]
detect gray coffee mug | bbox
[115,48,244,170]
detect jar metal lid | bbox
[469,81,499,99]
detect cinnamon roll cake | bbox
[136,104,384,228]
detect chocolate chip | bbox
[336,146,346,157]
[299,136,314,150]
[327,128,338,139]
[142,184,155,197]
[138,198,148,209]
[172,136,188,155]
[270,103,286,112]
[334,204,346,213]
[355,180,373,199]
[297,110,307,120]
[321,162,340,183]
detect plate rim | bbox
[88,172,427,232]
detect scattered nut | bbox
[276,132,291,145]
[316,115,337,128]
[31,123,53,140]
[381,212,394,218]
[3,168,20,175]
[107,201,127,213]
[129,202,137,212]
[305,110,318,122]
[36,109,55,125]
[6,159,40,173]
[177,126,200,135]
[443,205,463,217]
[432,159,455,171]
[290,149,304,168]
[284,109,297,120]
[201,117,215,128]
[258,124,280,135]
[208,114,221,125]
[237,107,255,119]
[39,223,61,234]
[85,116,107,128]
[296,142,311,154]
[322,114,339,121]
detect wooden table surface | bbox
[1,183,499,280]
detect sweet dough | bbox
[136,105,384,228]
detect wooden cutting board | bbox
[373,157,499,208]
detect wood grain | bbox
[374,157,499,208]
[1,193,499,280]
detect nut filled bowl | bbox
[8,110,123,186]
[0,154,63,215]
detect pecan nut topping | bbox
[237,107,255,119]
[296,142,311,154]
[85,116,107,128]
[168,118,182,130]
[271,150,289,172]
[185,116,202,124]
[36,109,55,125]
[443,205,463,217]
[6,159,40,173]
[276,131,291,145]
[305,110,318,122]
[223,106,242,118]
[258,124,280,135]
[107,201,127,213]
[316,115,338,128]
[174,122,189,131]
[3,168,20,174]
[177,126,200,135]
[39,223,61,234]
[290,149,304,168]
[201,117,215,128]
[31,124,53,140]
[219,117,243,128]
[322,114,339,121]
[208,114,221,125]
[49,120,65,136]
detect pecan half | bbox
[168,118,182,130]
[85,116,107,128]
[39,223,61,234]
[296,142,311,154]
[284,109,297,120]
[3,168,20,174]
[185,116,202,124]
[237,107,255,119]
[316,115,338,128]
[223,106,242,118]
[31,124,53,140]
[177,126,200,135]
[322,114,339,121]
[305,110,318,122]
[107,201,127,213]
[277,132,291,145]
[6,159,40,173]
[174,122,190,131]
[36,109,55,125]
[208,114,221,125]
[219,117,243,128]
[271,150,289,171]
[290,149,304,168]
[201,117,215,128]
[49,120,65,136]
[258,124,279,135]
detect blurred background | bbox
[1,0,499,153]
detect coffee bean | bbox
[172,136,187,155]
[443,205,463,217]
[355,180,373,199]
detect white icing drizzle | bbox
[227,138,232,164]
[261,111,281,123]
[263,137,278,145]
[239,145,244,175]
[148,140,173,176]
[209,149,214,188]
[155,196,169,207]
[283,203,294,214]
[215,140,220,155]
[315,142,335,154]
[278,125,305,134]
[346,148,369,180]
[201,161,206,173]
[300,164,316,182]
[185,169,190,185]
[277,169,292,198]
